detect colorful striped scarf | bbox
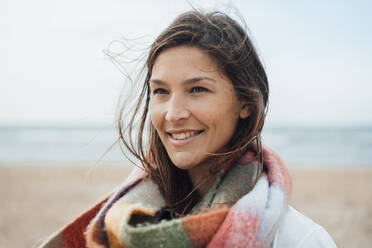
[38,146,291,248]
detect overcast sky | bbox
[1,0,371,126]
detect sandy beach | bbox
[1,165,371,248]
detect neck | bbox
[187,161,216,197]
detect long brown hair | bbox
[116,10,269,215]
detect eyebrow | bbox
[149,76,216,85]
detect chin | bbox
[172,161,195,171]
[170,157,199,171]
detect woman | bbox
[39,10,337,248]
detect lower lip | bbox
[167,132,202,146]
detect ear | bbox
[239,103,250,119]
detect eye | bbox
[190,86,208,93]
[153,88,169,95]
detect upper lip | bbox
[166,129,203,134]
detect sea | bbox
[0,124,371,167]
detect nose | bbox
[165,95,190,122]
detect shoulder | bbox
[272,206,337,248]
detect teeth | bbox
[171,131,200,140]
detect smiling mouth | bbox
[167,130,204,140]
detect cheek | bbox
[203,100,239,127]
[150,103,161,127]
[206,106,240,141]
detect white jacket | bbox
[272,206,337,247]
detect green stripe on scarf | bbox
[121,218,191,248]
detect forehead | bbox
[151,46,223,78]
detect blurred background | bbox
[1,0,371,247]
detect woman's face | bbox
[149,46,248,171]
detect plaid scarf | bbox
[38,146,291,248]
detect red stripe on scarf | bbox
[207,210,259,248]
[60,197,108,248]
[182,208,229,247]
